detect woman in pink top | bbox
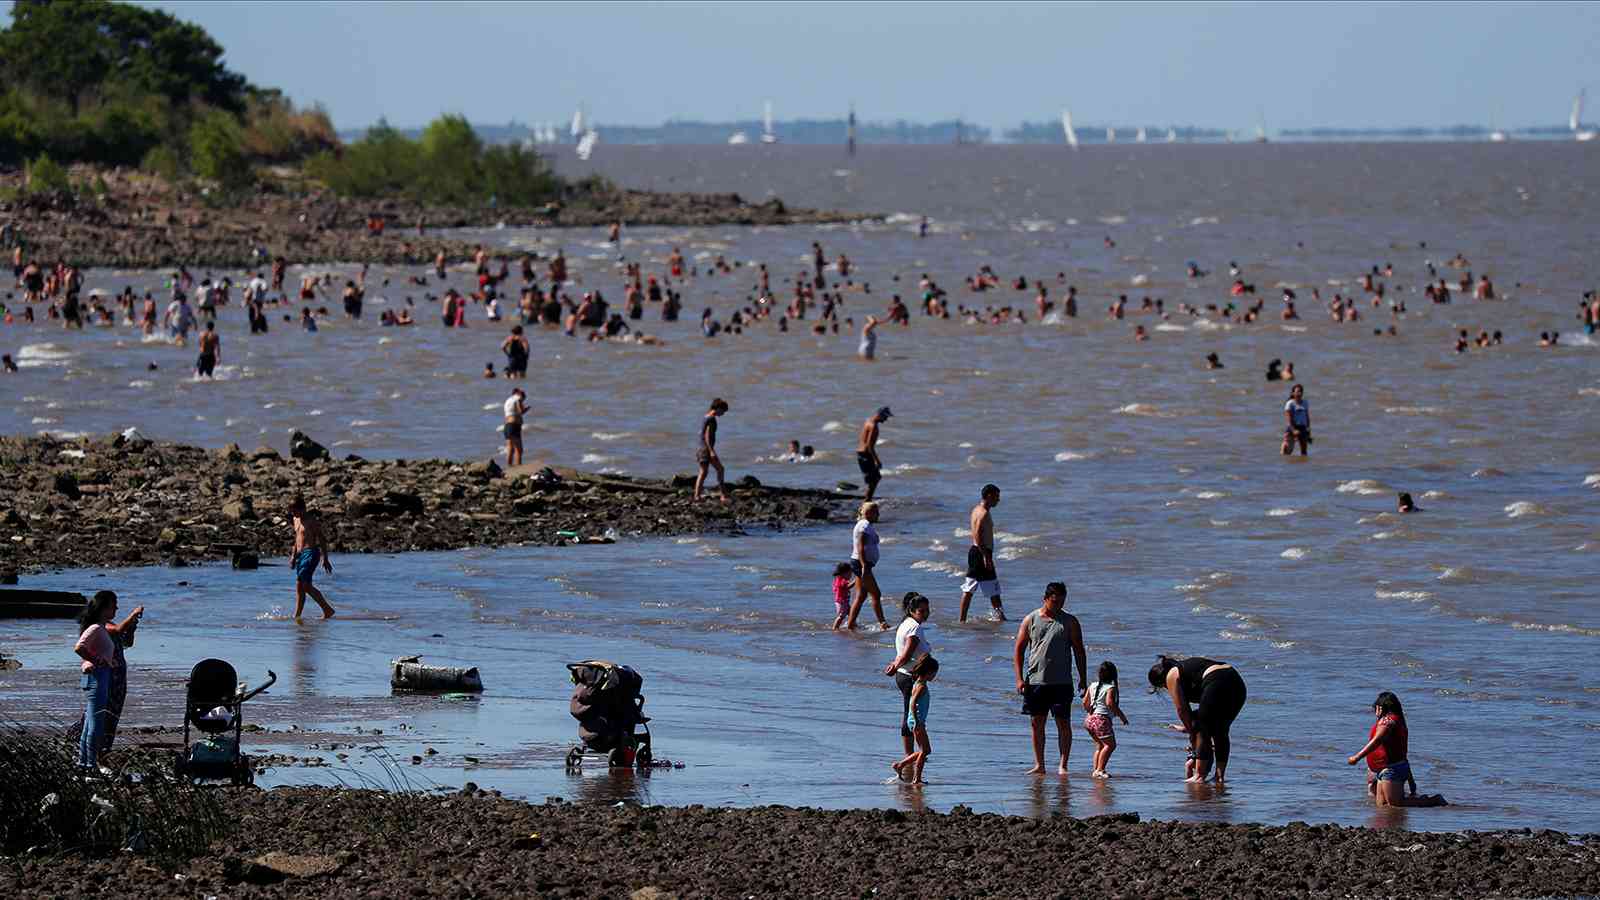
[73,591,142,770]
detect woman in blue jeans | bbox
[72,591,142,771]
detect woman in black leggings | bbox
[1148,655,1247,784]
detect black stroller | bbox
[173,658,276,785]
[564,660,652,770]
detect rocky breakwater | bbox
[0,433,853,575]
[0,167,873,270]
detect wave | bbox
[1280,547,1309,560]
[16,343,73,368]
[590,431,634,442]
[821,420,845,433]
[1114,403,1174,417]
[1375,589,1433,602]
[1153,323,1188,332]
[1336,479,1387,496]
[1192,490,1227,500]
[579,453,613,465]
[1054,450,1093,462]
[909,560,962,577]
[1266,508,1296,517]
[1504,501,1547,519]
[1384,406,1442,416]
[1583,475,1600,489]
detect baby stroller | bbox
[173,658,276,785]
[564,660,652,770]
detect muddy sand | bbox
[1,166,871,269]
[3,786,1596,898]
[0,434,855,576]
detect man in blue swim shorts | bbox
[289,496,335,619]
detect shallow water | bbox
[3,144,1599,832]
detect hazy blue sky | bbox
[8,2,1600,131]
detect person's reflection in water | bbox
[1082,773,1118,815]
[896,783,928,816]
[1023,775,1071,819]
[291,623,320,696]
[1182,779,1235,821]
[1367,804,1410,831]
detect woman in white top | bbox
[845,501,888,630]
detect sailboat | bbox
[1165,127,1177,143]
[1061,110,1079,150]
[1135,127,1147,143]
[570,106,585,142]
[576,128,598,160]
[761,100,778,144]
[1105,126,1115,143]
[727,130,750,145]
[1572,90,1596,142]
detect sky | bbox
[7,1,1600,132]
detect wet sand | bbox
[4,786,1596,898]
[0,434,854,575]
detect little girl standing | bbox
[891,654,939,785]
[830,562,854,631]
[1082,660,1130,778]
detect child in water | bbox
[1082,661,1131,777]
[891,654,939,785]
[830,562,853,631]
[1346,691,1447,807]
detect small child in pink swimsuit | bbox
[830,562,854,631]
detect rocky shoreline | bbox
[0,434,856,577]
[0,167,872,270]
[3,786,1596,898]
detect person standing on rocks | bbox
[194,322,220,379]
[693,398,729,503]
[503,387,529,467]
[959,484,1005,623]
[288,496,335,619]
[856,406,890,501]
[1013,582,1086,775]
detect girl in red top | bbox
[1347,691,1447,807]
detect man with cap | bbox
[857,406,892,501]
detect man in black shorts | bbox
[960,484,1005,622]
[1012,582,1086,774]
[856,406,891,500]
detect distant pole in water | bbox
[847,104,857,156]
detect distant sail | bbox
[847,104,857,156]
[762,100,777,144]
[1062,110,1079,150]
[1166,127,1177,143]
[576,129,598,160]
[1135,127,1147,143]
[727,131,750,145]
[1105,127,1115,143]
[570,107,584,139]
[1572,90,1584,132]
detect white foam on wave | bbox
[591,431,633,442]
[995,531,1036,544]
[1376,589,1432,602]
[1280,547,1309,560]
[1188,216,1221,226]
[1504,501,1546,519]
[1384,406,1442,416]
[307,409,324,417]
[1100,215,1127,225]
[1371,531,1396,540]
[1153,323,1188,332]
[927,540,948,552]
[1583,474,1600,489]
[1266,508,1295,517]
[910,560,962,577]
[1130,274,1150,286]
[1193,490,1227,500]
[1336,479,1386,496]
[1423,490,1448,500]
[30,417,57,425]
[1054,450,1092,462]
[16,343,73,368]
[995,546,1031,561]
[580,453,613,465]
[128,379,153,389]
[350,420,378,427]
[1577,388,1600,397]
[821,420,845,433]
[1114,403,1174,418]
[481,403,498,411]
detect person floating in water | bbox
[288,496,335,619]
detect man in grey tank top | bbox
[1012,582,1086,775]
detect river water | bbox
[3,143,1598,832]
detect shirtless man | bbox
[194,321,220,378]
[856,406,891,501]
[288,496,335,619]
[960,484,1006,622]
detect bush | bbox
[26,154,71,194]
[189,110,253,189]
[141,145,183,180]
